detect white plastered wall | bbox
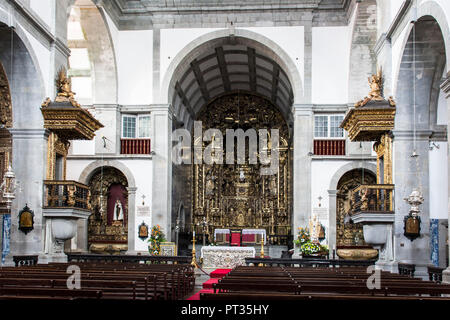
[311,26,351,104]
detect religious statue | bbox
[367,71,383,101]
[308,214,321,243]
[205,172,215,196]
[54,67,81,107]
[227,207,235,226]
[237,211,245,227]
[354,68,393,108]
[113,199,124,221]
[269,176,277,196]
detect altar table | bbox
[201,246,256,268]
[214,228,266,246]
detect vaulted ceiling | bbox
[94,0,353,29]
[171,40,294,126]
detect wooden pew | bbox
[0,287,102,300]
[0,262,194,300]
[208,266,450,300]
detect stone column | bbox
[292,104,313,235]
[327,190,337,255]
[441,74,450,283]
[3,129,48,266]
[126,186,137,254]
[392,130,432,279]
[77,219,89,253]
[150,104,173,241]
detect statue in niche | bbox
[227,207,235,226]
[247,208,254,226]
[269,176,277,196]
[237,211,245,227]
[205,171,215,196]
[113,199,124,221]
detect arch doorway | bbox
[336,169,376,246]
[87,166,128,254]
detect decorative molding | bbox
[96,0,352,30]
[5,0,69,57]
[9,128,49,139]
[374,0,413,56]
[340,105,396,141]
[391,130,433,141]
[440,75,450,99]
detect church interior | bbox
[0,0,450,304]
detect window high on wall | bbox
[120,114,152,155]
[314,114,344,139]
[122,115,151,139]
[314,114,345,156]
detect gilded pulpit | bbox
[40,68,103,261]
[340,70,396,264]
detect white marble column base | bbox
[443,267,450,283]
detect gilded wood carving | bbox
[336,170,376,246]
[88,167,129,248]
[192,93,292,240]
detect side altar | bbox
[201,246,256,268]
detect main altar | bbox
[191,94,292,246]
[214,228,267,246]
[201,246,256,268]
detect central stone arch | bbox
[161,29,299,247]
[161,28,304,112]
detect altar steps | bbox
[202,278,219,289]
[186,269,232,300]
[210,269,232,279]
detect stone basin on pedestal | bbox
[351,212,395,271]
[336,246,379,260]
[40,208,91,263]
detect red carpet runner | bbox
[186,269,232,300]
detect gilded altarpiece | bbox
[336,170,376,246]
[374,133,393,185]
[192,94,292,242]
[87,167,128,252]
[0,62,12,184]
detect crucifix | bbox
[141,194,146,206]
[318,196,323,208]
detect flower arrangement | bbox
[294,227,329,256]
[294,227,310,246]
[147,224,166,255]
[301,242,322,255]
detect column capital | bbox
[126,187,137,194]
[149,103,174,112]
[292,104,313,116]
[391,130,433,141]
[149,104,175,120]
[328,190,337,196]
[8,129,50,140]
